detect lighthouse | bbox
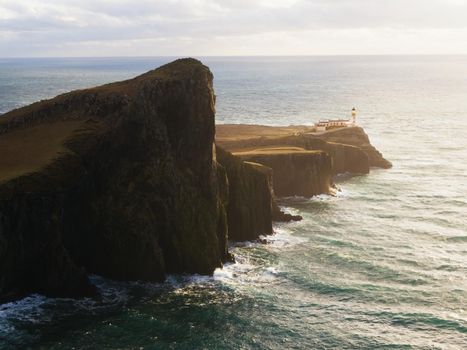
[351,107,357,125]
[314,108,358,132]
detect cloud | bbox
[0,0,467,56]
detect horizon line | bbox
[1,53,467,59]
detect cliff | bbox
[0,60,391,303]
[217,133,368,175]
[216,147,273,241]
[216,124,392,174]
[0,59,230,301]
[315,126,392,169]
[215,147,301,242]
[233,148,333,197]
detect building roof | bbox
[317,119,350,124]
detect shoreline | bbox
[0,59,391,303]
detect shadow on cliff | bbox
[0,58,391,303]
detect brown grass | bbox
[0,120,85,183]
[216,124,313,142]
[233,147,321,156]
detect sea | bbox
[0,56,466,349]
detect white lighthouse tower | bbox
[351,107,357,125]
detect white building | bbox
[315,108,357,132]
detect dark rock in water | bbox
[234,148,333,197]
[272,209,303,222]
[0,58,229,301]
[216,147,274,242]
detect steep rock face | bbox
[0,59,229,301]
[284,136,369,175]
[234,148,333,197]
[216,124,392,174]
[274,136,370,175]
[317,126,392,169]
[0,191,97,302]
[216,147,273,241]
[217,133,369,175]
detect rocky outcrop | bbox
[0,59,229,301]
[217,134,368,176]
[0,60,391,303]
[0,192,98,302]
[216,147,301,242]
[216,124,392,174]
[316,126,392,169]
[233,148,333,197]
[216,147,273,241]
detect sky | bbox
[1,0,467,57]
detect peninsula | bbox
[216,123,392,196]
[0,59,390,302]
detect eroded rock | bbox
[0,58,228,301]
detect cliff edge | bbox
[315,126,392,169]
[233,148,333,197]
[0,61,391,303]
[216,124,392,174]
[0,59,230,301]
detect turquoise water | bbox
[1,56,467,349]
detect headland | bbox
[0,59,391,302]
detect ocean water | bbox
[1,56,467,349]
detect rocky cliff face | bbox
[217,134,369,175]
[0,59,230,301]
[317,126,392,169]
[0,60,391,303]
[216,147,301,241]
[233,148,333,197]
[216,147,273,241]
[216,124,392,175]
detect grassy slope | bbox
[0,120,85,184]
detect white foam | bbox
[0,295,51,323]
[277,195,309,202]
[265,266,280,275]
[278,206,302,217]
[310,189,350,201]
[0,219,302,332]
[263,225,307,248]
[212,231,302,287]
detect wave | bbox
[369,311,467,334]
[446,236,467,243]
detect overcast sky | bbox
[1,0,467,57]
